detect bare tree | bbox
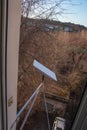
[21,0,75,19]
[22,0,45,17]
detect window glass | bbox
[17,0,87,130]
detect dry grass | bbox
[18,22,87,111]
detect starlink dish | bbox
[33,60,57,81]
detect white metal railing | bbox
[10,82,43,130]
[20,90,39,130]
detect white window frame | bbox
[0,0,21,130]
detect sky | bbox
[58,0,87,27]
[29,0,87,27]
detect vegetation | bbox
[22,0,75,19]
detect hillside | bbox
[21,17,87,32]
[17,17,87,130]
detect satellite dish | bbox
[33,60,57,81]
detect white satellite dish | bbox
[33,60,57,81]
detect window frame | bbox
[0,0,8,130]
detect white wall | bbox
[7,0,21,130]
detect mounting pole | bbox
[42,74,45,82]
